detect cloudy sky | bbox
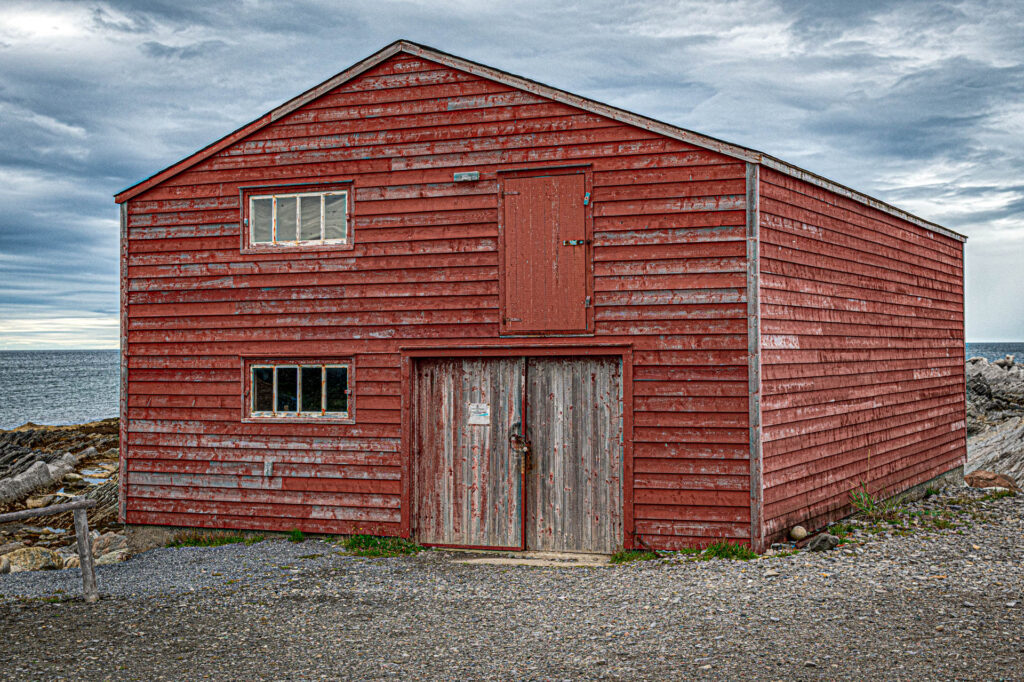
[1,0,1021,349]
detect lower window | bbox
[248,362,351,420]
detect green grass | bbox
[341,535,423,557]
[827,522,857,538]
[287,529,305,543]
[850,482,902,523]
[609,549,659,564]
[924,486,940,499]
[698,540,758,561]
[979,489,1017,502]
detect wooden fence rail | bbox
[0,499,99,602]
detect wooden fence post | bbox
[0,498,100,602]
[73,508,99,603]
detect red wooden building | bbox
[114,41,966,552]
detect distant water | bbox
[0,350,119,430]
[966,342,1024,362]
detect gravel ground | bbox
[1,486,1022,681]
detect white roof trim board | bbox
[117,40,966,243]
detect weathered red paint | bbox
[115,42,965,551]
[757,167,966,544]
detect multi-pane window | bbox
[251,363,350,418]
[249,191,348,246]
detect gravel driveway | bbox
[1,488,1022,681]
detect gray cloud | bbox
[0,0,1022,347]
[139,39,229,60]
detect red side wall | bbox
[121,54,752,548]
[758,167,966,540]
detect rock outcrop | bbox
[966,356,1024,487]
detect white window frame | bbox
[250,363,351,419]
[248,190,349,247]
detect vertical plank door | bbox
[502,172,589,334]
[413,358,526,549]
[525,357,623,553]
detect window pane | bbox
[324,194,347,241]
[276,196,297,241]
[253,367,274,412]
[325,366,348,413]
[299,196,321,241]
[276,367,298,412]
[301,366,322,412]
[252,198,272,243]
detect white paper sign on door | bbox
[467,403,490,425]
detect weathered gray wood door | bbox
[525,357,623,553]
[413,356,622,552]
[413,358,526,549]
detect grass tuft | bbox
[979,489,1017,502]
[341,535,423,557]
[287,529,305,543]
[609,549,659,564]
[698,540,758,561]
[850,482,902,523]
[827,522,857,538]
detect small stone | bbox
[764,569,779,577]
[63,472,84,483]
[807,533,841,552]
[25,495,55,509]
[64,555,80,569]
[96,549,129,565]
[805,661,818,668]
[964,470,1021,492]
[1007,601,1018,608]
[699,664,712,670]
[790,526,808,541]
[935,625,944,632]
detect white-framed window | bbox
[248,190,349,246]
[250,363,351,418]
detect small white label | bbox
[467,403,490,425]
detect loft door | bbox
[501,172,590,334]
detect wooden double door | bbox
[413,356,623,553]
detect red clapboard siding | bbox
[758,166,966,543]
[120,51,752,548]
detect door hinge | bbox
[583,192,591,206]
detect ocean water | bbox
[965,342,1024,362]
[0,350,119,430]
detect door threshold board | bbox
[449,550,610,568]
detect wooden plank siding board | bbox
[121,52,752,548]
[757,166,966,543]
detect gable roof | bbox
[114,40,965,242]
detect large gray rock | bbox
[806,533,840,552]
[5,546,63,572]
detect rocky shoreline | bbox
[967,355,1024,483]
[0,419,124,574]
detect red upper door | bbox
[501,172,590,334]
